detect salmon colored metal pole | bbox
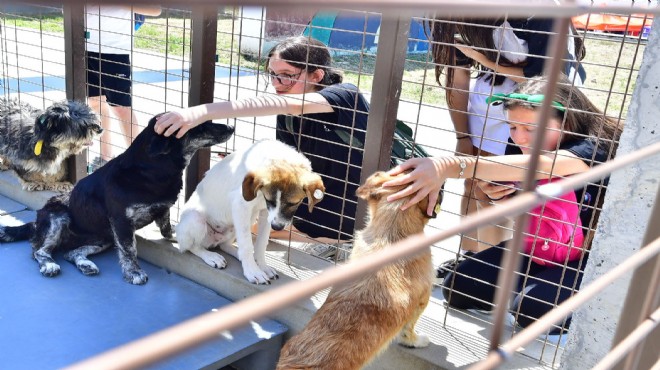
[621,265,660,370]
[65,141,660,370]
[469,237,660,370]
[488,17,570,351]
[56,0,660,19]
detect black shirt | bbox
[454,17,578,81]
[276,83,370,239]
[562,138,611,230]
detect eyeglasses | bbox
[486,93,566,112]
[265,70,303,87]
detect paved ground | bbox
[0,193,287,370]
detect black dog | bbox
[0,114,234,285]
[0,98,102,191]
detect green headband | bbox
[486,93,566,112]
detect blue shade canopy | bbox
[303,11,430,54]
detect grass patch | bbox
[1,13,64,33]
[2,11,645,118]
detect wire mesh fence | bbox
[0,2,656,369]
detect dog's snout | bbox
[213,124,235,142]
[271,221,286,231]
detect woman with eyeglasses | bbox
[155,36,369,258]
[383,77,621,341]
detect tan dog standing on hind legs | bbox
[277,171,435,370]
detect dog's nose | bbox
[271,222,286,231]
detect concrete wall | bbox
[561,21,660,368]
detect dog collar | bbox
[428,187,444,219]
[34,140,44,156]
[429,201,441,219]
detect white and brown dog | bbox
[176,139,325,284]
[276,171,435,370]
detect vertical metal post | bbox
[63,3,89,183]
[611,183,660,370]
[354,12,410,230]
[185,5,218,201]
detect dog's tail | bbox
[0,223,35,243]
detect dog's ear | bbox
[417,195,430,216]
[148,135,173,156]
[356,171,392,201]
[302,173,325,212]
[242,171,264,201]
[356,183,387,201]
[41,102,69,130]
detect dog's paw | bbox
[123,269,149,285]
[39,262,61,277]
[161,229,176,242]
[52,182,74,192]
[161,230,174,241]
[201,253,227,269]
[76,260,100,276]
[24,182,45,192]
[258,264,279,280]
[397,333,430,348]
[243,264,273,285]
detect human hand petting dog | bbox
[154,105,208,138]
[383,157,446,216]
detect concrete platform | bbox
[135,218,564,370]
[0,170,562,370]
[0,195,287,370]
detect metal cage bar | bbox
[354,12,410,230]
[184,5,218,201]
[63,3,89,183]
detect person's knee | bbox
[442,272,476,309]
[511,294,564,331]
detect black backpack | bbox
[389,120,431,167]
[286,116,430,168]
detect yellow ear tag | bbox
[431,202,442,218]
[34,140,44,156]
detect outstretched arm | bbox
[454,44,527,83]
[154,93,334,138]
[385,151,590,215]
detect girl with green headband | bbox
[384,77,621,338]
[429,16,586,264]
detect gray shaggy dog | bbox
[0,98,102,192]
